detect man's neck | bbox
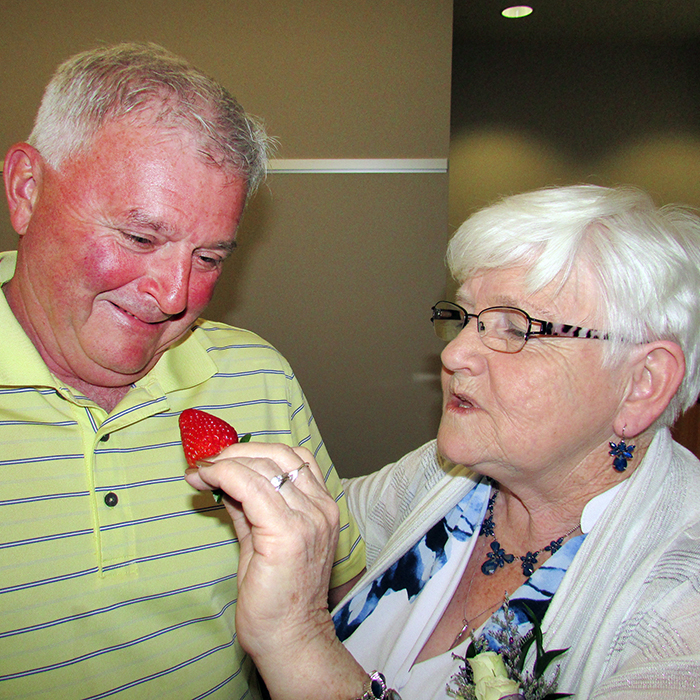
[69,381,132,413]
[3,275,136,413]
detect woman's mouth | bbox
[448,390,477,411]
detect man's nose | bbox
[142,253,191,316]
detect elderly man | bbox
[0,43,364,699]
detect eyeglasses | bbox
[431,300,608,354]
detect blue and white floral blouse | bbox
[333,480,593,699]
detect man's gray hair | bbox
[27,42,269,196]
[447,185,700,426]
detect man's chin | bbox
[85,352,163,388]
[78,330,190,387]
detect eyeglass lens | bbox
[431,302,531,353]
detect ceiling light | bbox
[502,6,533,18]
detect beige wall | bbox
[448,34,700,455]
[210,173,448,474]
[449,37,700,225]
[0,0,453,477]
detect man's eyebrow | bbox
[216,240,237,255]
[125,209,171,232]
[124,210,237,253]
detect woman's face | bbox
[437,266,628,485]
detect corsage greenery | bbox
[447,601,572,700]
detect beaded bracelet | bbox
[357,671,402,700]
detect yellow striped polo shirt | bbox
[0,252,365,700]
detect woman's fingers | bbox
[216,442,316,475]
[182,444,346,676]
[183,449,340,569]
[182,443,365,698]
[186,454,338,649]
[185,444,331,512]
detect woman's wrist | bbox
[250,614,369,700]
[246,608,402,699]
[355,671,402,700]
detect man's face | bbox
[11,118,247,390]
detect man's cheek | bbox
[83,243,136,289]
[188,276,219,312]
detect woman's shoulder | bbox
[343,440,476,564]
[343,441,450,514]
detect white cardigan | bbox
[339,428,700,699]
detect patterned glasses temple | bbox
[529,320,608,340]
[431,301,610,345]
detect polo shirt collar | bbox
[0,251,58,388]
[0,250,217,394]
[140,328,218,394]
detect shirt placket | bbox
[74,389,171,576]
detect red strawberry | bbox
[178,408,240,468]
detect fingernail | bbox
[195,459,215,468]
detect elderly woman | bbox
[186,185,700,700]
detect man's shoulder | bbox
[190,318,271,344]
[188,319,291,370]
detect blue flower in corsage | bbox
[447,601,572,700]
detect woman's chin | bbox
[437,429,475,467]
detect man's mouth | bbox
[110,301,169,325]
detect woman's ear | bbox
[3,143,44,236]
[615,341,685,437]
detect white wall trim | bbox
[268,158,447,174]
[0,158,449,175]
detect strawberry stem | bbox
[212,435,250,503]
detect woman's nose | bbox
[440,321,487,373]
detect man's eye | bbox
[121,231,152,246]
[197,253,223,268]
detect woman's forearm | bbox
[183,444,377,700]
[249,612,369,700]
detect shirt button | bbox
[104,492,118,507]
[100,433,110,442]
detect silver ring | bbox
[287,462,309,483]
[269,472,290,491]
[269,462,309,491]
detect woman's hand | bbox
[185,444,337,654]
[184,444,367,699]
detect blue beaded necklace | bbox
[480,489,579,577]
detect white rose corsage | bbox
[447,600,572,700]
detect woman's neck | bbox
[492,429,654,545]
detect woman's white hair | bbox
[27,42,270,197]
[447,185,700,426]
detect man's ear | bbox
[615,341,686,437]
[3,143,44,236]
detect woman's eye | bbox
[506,327,527,339]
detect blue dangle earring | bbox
[609,429,635,472]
